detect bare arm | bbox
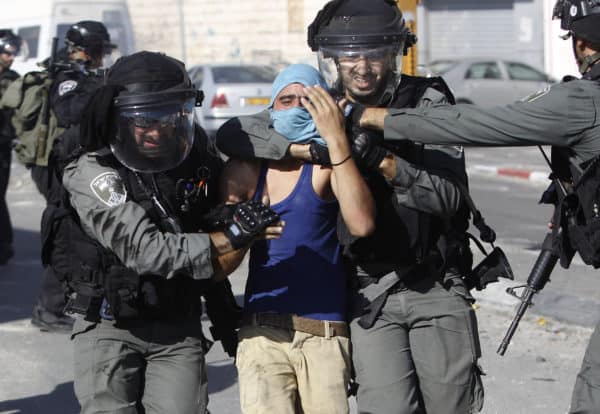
[211,159,259,279]
[303,86,376,236]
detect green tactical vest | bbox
[0,71,64,166]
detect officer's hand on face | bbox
[350,127,388,172]
[302,85,352,165]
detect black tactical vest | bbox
[339,75,457,277]
[545,68,600,269]
[42,130,223,320]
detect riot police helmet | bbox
[553,0,600,73]
[65,20,116,63]
[106,51,203,173]
[308,0,415,102]
[553,0,600,43]
[0,29,23,56]
[0,29,24,69]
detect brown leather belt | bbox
[241,312,349,338]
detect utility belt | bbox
[355,261,436,293]
[241,312,350,338]
[66,268,203,323]
[354,260,443,330]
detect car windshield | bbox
[211,65,277,84]
[428,60,457,75]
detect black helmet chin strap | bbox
[572,35,600,74]
[580,52,600,73]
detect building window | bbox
[17,26,40,58]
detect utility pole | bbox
[397,0,419,75]
[178,0,187,63]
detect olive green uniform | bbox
[381,66,600,414]
[0,68,19,263]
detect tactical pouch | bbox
[204,279,242,357]
[567,219,600,268]
[561,156,600,268]
[464,235,514,291]
[468,247,514,290]
[103,265,141,320]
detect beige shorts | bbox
[236,324,351,414]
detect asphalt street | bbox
[0,148,597,414]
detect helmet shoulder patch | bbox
[58,80,78,96]
[90,171,128,207]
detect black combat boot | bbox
[0,244,14,265]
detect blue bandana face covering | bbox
[269,63,329,146]
[271,107,324,145]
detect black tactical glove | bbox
[350,127,387,171]
[309,142,331,166]
[347,102,367,128]
[223,200,280,249]
[199,204,237,232]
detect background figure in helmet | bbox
[65,51,281,414]
[30,20,115,333]
[0,29,22,264]
[351,1,600,413]
[217,1,485,413]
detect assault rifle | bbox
[497,147,565,356]
[497,233,559,355]
[35,36,61,161]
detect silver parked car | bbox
[188,64,279,136]
[420,58,556,106]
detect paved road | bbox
[1,150,597,414]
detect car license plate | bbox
[244,97,269,106]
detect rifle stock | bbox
[35,36,59,161]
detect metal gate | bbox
[423,0,515,62]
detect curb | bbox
[468,164,549,184]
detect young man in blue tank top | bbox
[218,64,375,414]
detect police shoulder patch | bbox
[58,80,78,96]
[90,172,128,207]
[520,84,552,103]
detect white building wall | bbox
[542,0,579,80]
[126,0,328,68]
[125,0,576,79]
[417,0,546,72]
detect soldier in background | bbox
[30,20,115,332]
[0,29,22,265]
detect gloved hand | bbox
[223,200,280,249]
[309,142,331,166]
[347,101,367,128]
[350,127,387,171]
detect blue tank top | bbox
[245,162,347,321]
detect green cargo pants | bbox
[570,320,600,413]
[72,316,209,414]
[350,273,484,414]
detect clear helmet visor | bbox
[110,99,195,173]
[317,44,403,100]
